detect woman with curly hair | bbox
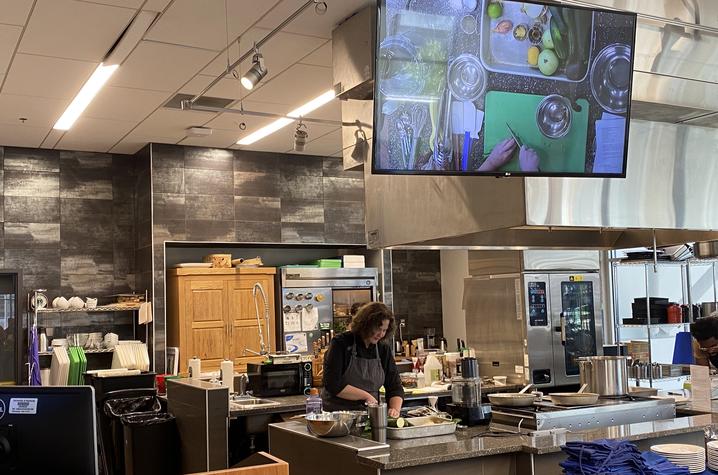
[321,302,404,417]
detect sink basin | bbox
[230,397,280,407]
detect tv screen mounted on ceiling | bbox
[372,0,637,177]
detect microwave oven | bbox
[247,361,313,397]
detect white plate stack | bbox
[707,440,718,471]
[651,444,705,474]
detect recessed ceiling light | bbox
[237,89,336,145]
[53,63,118,131]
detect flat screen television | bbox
[372,0,637,177]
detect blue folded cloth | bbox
[560,440,691,475]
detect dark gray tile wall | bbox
[149,144,366,371]
[391,250,443,342]
[1,146,137,336]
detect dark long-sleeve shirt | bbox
[322,331,405,401]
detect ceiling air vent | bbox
[164,93,234,110]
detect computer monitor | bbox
[0,385,98,474]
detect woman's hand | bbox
[365,394,378,405]
[478,138,517,171]
[388,407,400,418]
[519,146,540,172]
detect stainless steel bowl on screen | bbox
[447,53,486,102]
[536,94,573,138]
[378,35,425,99]
[590,43,632,114]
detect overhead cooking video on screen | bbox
[373,0,637,177]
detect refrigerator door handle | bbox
[560,312,566,345]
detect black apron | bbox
[321,342,385,412]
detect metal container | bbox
[590,43,631,114]
[694,241,718,259]
[367,402,387,443]
[306,412,360,438]
[387,416,457,440]
[578,356,629,397]
[536,95,573,139]
[701,302,718,317]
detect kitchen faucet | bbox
[244,282,270,357]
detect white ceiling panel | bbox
[84,86,170,122]
[0,93,69,128]
[179,128,241,148]
[307,99,341,121]
[299,40,332,67]
[110,41,216,92]
[205,100,290,130]
[0,123,49,148]
[41,128,64,149]
[181,74,245,101]
[251,122,337,153]
[202,28,326,80]
[110,130,176,154]
[56,116,136,152]
[145,0,276,52]
[19,0,136,62]
[142,0,172,12]
[132,108,216,141]
[2,54,96,99]
[0,0,34,26]
[256,0,372,39]
[0,25,22,75]
[300,127,342,156]
[244,63,332,104]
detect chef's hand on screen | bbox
[478,138,517,171]
[519,146,540,172]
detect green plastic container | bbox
[312,259,342,268]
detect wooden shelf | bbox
[167,267,277,276]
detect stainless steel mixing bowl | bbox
[536,94,573,139]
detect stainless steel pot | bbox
[694,241,718,259]
[701,302,718,318]
[578,356,629,397]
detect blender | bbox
[446,357,491,426]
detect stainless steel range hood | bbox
[357,0,718,249]
[365,119,718,249]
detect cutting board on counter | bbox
[483,91,589,173]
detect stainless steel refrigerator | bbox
[464,251,604,387]
[277,267,378,354]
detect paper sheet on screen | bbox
[285,333,308,353]
[592,113,626,174]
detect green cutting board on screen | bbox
[484,91,589,173]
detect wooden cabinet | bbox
[167,268,276,374]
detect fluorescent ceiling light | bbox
[237,89,336,145]
[53,63,118,131]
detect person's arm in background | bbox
[323,338,378,404]
[382,343,405,418]
[693,339,711,367]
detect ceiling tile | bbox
[56,116,136,152]
[145,0,275,52]
[256,0,373,39]
[19,0,135,62]
[2,54,96,99]
[41,128,64,149]
[110,132,175,154]
[201,28,326,79]
[77,0,144,8]
[142,0,172,12]
[308,99,341,121]
[0,123,49,148]
[83,86,170,122]
[181,74,244,101]
[299,40,332,67]
[244,122,337,153]
[179,128,241,148]
[300,127,342,156]
[0,93,69,128]
[205,100,291,130]
[110,41,216,92]
[0,0,34,26]
[244,63,333,104]
[0,25,22,75]
[132,108,215,141]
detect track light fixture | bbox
[241,46,267,90]
[293,121,308,152]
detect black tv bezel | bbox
[371,0,638,178]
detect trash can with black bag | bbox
[102,389,164,475]
[121,412,180,475]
